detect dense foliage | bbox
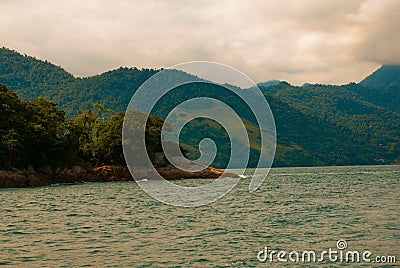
[0,84,67,168]
[1,47,399,168]
[0,84,165,169]
[0,47,159,117]
[357,65,400,113]
[264,85,400,166]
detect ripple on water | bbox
[0,165,399,267]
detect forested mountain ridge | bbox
[261,83,400,166]
[355,65,400,113]
[360,65,400,90]
[0,47,75,99]
[1,47,399,167]
[0,47,160,116]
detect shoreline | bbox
[1,163,398,189]
[0,165,239,189]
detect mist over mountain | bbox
[1,47,399,167]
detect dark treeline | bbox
[0,84,165,170]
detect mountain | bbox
[355,65,400,113]
[360,65,400,89]
[0,48,161,116]
[261,82,400,166]
[0,47,399,167]
[257,80,280,88]
[0,47,75,99]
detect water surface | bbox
[0,165,399,267]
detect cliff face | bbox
[0,165,239,188]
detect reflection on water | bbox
[0,165,399,267]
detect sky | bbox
[1,0,399,85]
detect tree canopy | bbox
[1,47,399,168]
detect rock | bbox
[81,172,103,182]
[36,166,53,176]
[25,165,36,175]
[90,165,132,181]
[71,166,86,174]
[57,166,87,182]
[28,176,50,187]
[156,165,239,180]
[88,164,238,182]
[0,162,238,188]
[58,169,77,181]
[0,171,28,188]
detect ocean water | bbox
[0,165,399,267]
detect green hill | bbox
[360,65,400,89]
[356,65,400,113]
[0,47,399,167]
[0,47,75,99]
[262,83,400,166]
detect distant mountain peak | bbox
[257,80,280,87]
[360,64,400,89]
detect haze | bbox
[1,0,399,85]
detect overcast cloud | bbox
[0,0,399,85]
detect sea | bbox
[0,165,399,267]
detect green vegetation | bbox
[0,47,158,117]
[357,65,400,113]
[0,84,165,170]
[1,84,66,168]
[0,47,399,168]
[264,85,400,166]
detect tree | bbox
[2,129,22,167]
[25,98,66,167]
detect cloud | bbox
[0,0,398,85]
[347,0,400,65]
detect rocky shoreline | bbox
[0,165,239,188]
